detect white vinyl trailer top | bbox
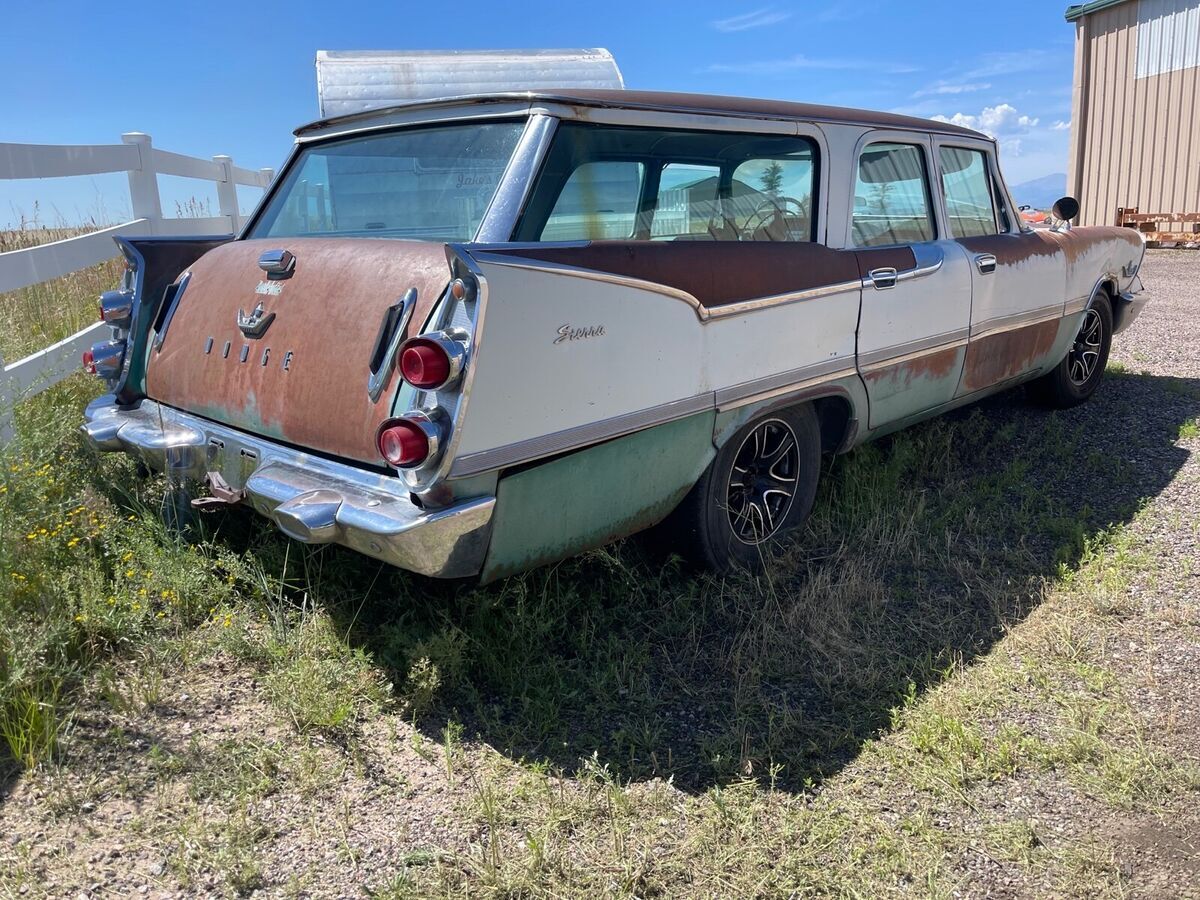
[315,49,625,118]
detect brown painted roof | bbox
[295,88,989,139]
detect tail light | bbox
[82,340,126,381]
[398,332,467,391]
[376,411,444,469]
[99,289,134,328]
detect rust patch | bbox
[1049,225,1142,266]
[146,238,451,465]
[863,346,962,403]
[957,232,1062,267]
[961,319,1060,392]
[491,241,862,309]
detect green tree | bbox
[760,161,785,198]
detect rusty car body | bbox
[82,89,1148,579]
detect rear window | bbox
[516,124,818,242]
[249,121,526,241]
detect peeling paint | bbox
[481,412,715,581]
[960,319,1059,392]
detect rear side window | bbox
[939,147,1001,238]
[516,124,818,242]
[851,142,935,247]
[542,162,645,240]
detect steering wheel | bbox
[741,196,806,240]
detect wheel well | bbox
[813,395,854,454]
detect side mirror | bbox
[1051,196,1079,230]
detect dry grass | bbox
[0,211,125,362]
[0,247,1198,896]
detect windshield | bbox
[249,121,526,241]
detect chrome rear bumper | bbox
[81,396,494,578]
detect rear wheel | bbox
[1029,293,1113,408]
[673,404,821,573]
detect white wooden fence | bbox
[0,133,274,444]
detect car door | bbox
[932,139,1069,395]
[849,134,974,429]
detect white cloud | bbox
[707,55,919,75]
[932,103,1040,137]
[962,50,1056,80]
[712,8,792,32]
[1052,119,1071,131]
[913,81,992,98]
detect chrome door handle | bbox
[868,267,898,290]
[975,253,997,275]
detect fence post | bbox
[122,132,161,232]
[0,348,13,446]
[213,155,240,232]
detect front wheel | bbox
[672,403,821,573]
[1029,293,1113,408]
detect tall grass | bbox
[0,208,125,362]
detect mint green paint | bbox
[481,411,716,581]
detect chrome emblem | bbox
[237,301,276,338]
[255,280,283,296]
[258,248,295,279]
[554,324,606,345]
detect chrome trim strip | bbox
[715,357,856,407]
[706,280,861,318]
[471,251,708,318]
[970,304,1063,338]
[471,251,866,322]
[449,356,865,476]
[80,395,495,578]
[857,328,972,371]
[1064,295,1090,316]
[449,393,715,478]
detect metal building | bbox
[1066,0,1200,240]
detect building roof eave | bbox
[1065,0,1134,22]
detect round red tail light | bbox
[81,349,96,374]
[377,419,430,467]
[399,339,452,390]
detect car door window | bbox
[541,161,645,241]
[939,147,1001,238]
[851,142,935,247]
[730,157,814,241]
[652,163,721,239]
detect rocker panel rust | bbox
[960,319,1060,392]
[145,238,451,465]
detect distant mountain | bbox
[1011,173,1068,210]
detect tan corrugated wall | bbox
[1068,0,1200,226]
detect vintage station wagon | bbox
[81,88,1148,580]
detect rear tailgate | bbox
[146,237,449,465]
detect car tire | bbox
[1028,292,1113,409]
[673,403,821,573]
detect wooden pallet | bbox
[1116,208,1200,247]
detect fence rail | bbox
[0,132,274,443]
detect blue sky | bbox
[1,0,1076,228]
